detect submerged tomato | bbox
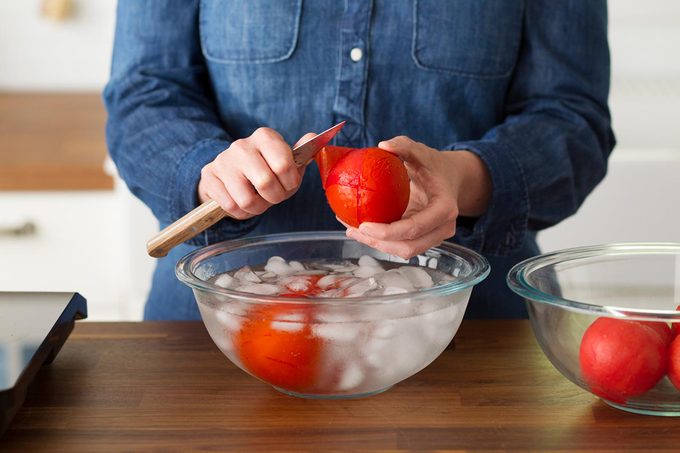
[235,305,320,392]
[316,147,409,227]
[579,317,668,403]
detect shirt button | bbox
[350,47,363,62]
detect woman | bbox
[104,0,615,320]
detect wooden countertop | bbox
[2,321,678,451]
[0,93,113,191]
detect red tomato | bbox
[579,317,668,403]
[668,336,680,391]
[235,305,320,391]
[639,321,674,346]
[672,305,680,337]
[321,147,410,227]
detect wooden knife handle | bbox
[146,199,227,258]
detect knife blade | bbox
[292,121,345,166]
[146,121,346,258]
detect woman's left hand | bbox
[342,136,492,259]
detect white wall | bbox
[608,0,680,150]
[0,0,116,91]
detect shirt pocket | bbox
[412,0,524,79]
[199,0,302,64]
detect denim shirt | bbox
[104,0,615,320]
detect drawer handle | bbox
[0,221,37,237]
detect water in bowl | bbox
[200,255,467,398]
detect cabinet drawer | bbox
[0,191,123,320]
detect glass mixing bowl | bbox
[508,243,680,416]
[176,231,489,399]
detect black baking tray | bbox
[0,292,87,437]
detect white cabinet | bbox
[0,188,155,321]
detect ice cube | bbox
[316,288,344,298]
[234,266,262,283]
[373,320,397,338]
[313,322,361,342]
[345,277,378,297]
[358,255,382,268]
[353,265,383,279]
[198,304,236,352]
[281,275,314,293]
[270,321,305,332]
[212,334,234,354]
[381,318,425,373]
[295,270,327,276]
[339,277,361,288]
[314,310,354,323]
[215,309,242,331]
[289,260,305,271]
[214,273,236,289]
[381,286,409,296]
[362,336,391,368]
[316,261,358,273]
[264,256,296,276]
[338,362,364,391]
[257,271,278,280]
[376,269,415,291]
[273,311,306,323]
[234,283,280,295]
[317,274,344,289]
[399,266,434,288]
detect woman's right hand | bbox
[198,128,315,219]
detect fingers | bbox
[211,140,283,209]
[198,127,313,218]
[358,198,458,242]
[346,219,456,260]
[253,128,301,192]
[197,169,256,219]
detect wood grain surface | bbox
[1,321,678,452]
[0,93,113,191]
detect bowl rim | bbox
[175,231,490,306]
[507,242,680,320]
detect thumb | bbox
[293,132,318,148]
[378,135,424,164]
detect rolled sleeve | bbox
[105,0,260,247]
[448,140,529,255]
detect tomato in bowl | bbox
[507,243,680,416]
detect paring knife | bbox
[146,121,346,258]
